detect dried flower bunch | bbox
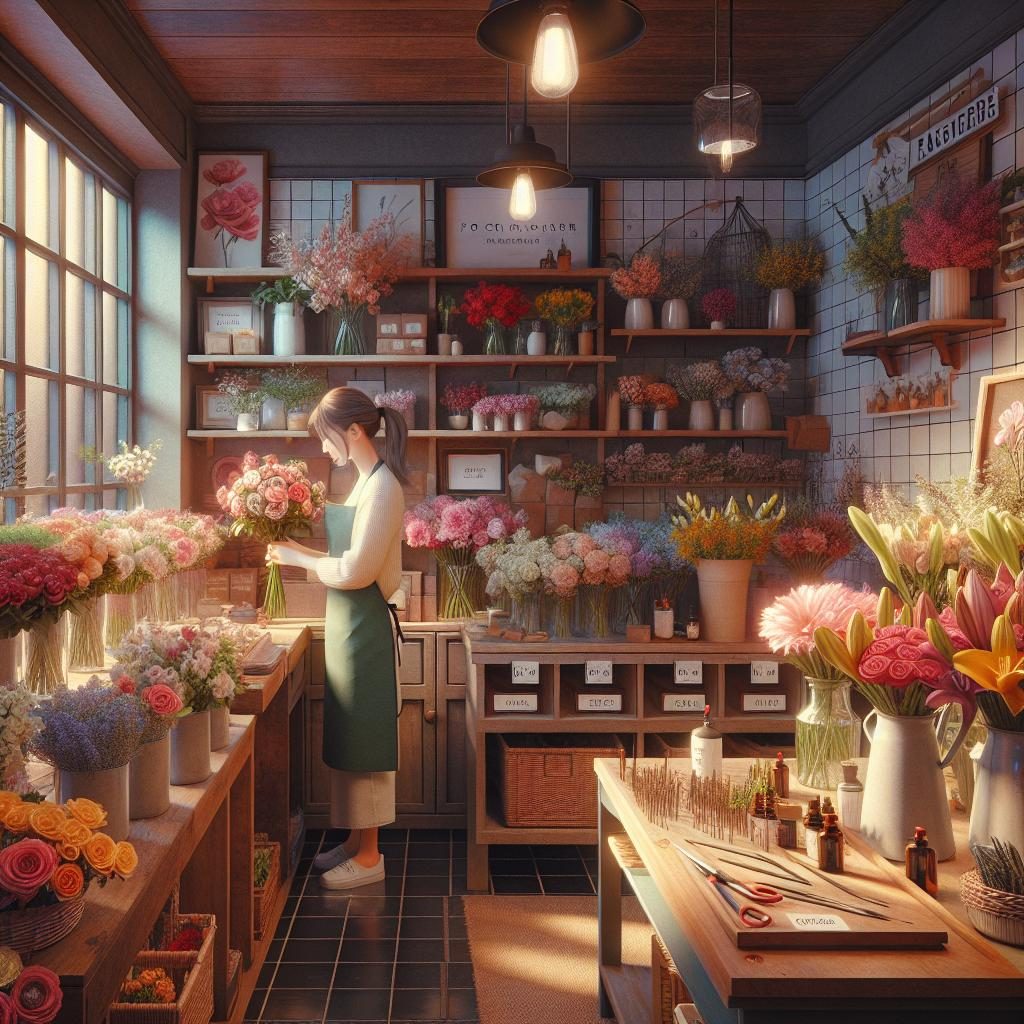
[534,288,595,327]
[701,287,737,324]
[216,372,264,416]
[616,375,649,407]
[754,239,825,291]
[668,362,728,403]
[672,492,786,563]
[374,389,416,414]
[901,175,1001,271]
[0,687,38,794]
[261,367,324,412]
[461,282,531,329]
[440,382,487,414]
[603,442,802,485]
[611,254,662,299]
[643,382,679,410]
[772,506,855,580]
[839,196,923,292]
[547,460,606,497]
[721,347,790,393]
[656,254,702,300]
[530,383,596,414]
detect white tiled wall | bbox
[807,28,1024,500]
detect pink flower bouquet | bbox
[772,509,854,582]
[611,255,661,299]
[215,452,326,619]
[902,176,1000,271]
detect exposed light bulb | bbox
[720,139,734,174]
[509,169,537,221]
[531,8,579,99]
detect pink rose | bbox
[288,483,310,503]
[0,991,16,1024]
[12,966,63,1024]
[233,182,261,208]
[229,496,244,517]
[200,188,260,241]
[144,683,184,718]
[241,450,260,470]
[0,839,59,901]
[202,158,246,186]
[265,483,289,504]
[301,500,314,517]
[264,502,287,521]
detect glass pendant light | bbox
[531,7,579,99]
[509,169,538,220]
[694,0,761,173]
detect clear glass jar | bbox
[795,678,861,790]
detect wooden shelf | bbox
[607,479,803,489]
[999,198,1024,216]
[998,237,1024,254]
[841,317,1006,377]
[616,429,787,439]
[187,428,617,443]
[610,327,810,354]
[864,403,958,419]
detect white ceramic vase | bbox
[448,414,469,430]
[661,298,689,330]
[929,267,970,320]
[210,703,231,751]
[735,392,771,431]
[710,320,725,330]
[687,400,714,432]
[624,297,654,331]
[627,405,643,431]
[969,727,1024,853]
[526,329,547,356]
[129,732,170,820]
[513,410,532,432]
[767,288,796,329]
[472,411,488,432]
[58,764,130,841]
[261,397,286,430]
[236,412,259,432]
[652,407,669,431]
[493,413,509,432]
[272,302,305,357]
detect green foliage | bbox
[254,845,273,889]
[838,196,924,292]
[251,276,311,307]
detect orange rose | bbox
[83,833,116,876]
[4,804,32,834]
[0,792,22,818]
[113,842,138,879]
[60,819,92,848]
[29,805,67,842]
[51,862,84,901]
[56,843,80,863]
[64,798,107,830]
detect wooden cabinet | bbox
[437,633,468,816]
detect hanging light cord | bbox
[713,0,719,85]
[566,94,571,171]
[728,0,734,144]
[505,63,511,144]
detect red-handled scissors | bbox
[670,842,780,928]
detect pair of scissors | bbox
[670,842,780,928]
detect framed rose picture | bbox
[972,370,1024,476]
[443,449,507,494]
[193,151,269,268]
[352,180,424,266]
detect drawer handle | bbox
[424,709,437,723]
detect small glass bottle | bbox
[775,802,801,849]
[905,826,938,896]
[803,796,824,859]
[686,609,700,640]
[772,751,789,798]
[818,813,845,873]
[691,704,722,780]
[837,760,864,832]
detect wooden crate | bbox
[652,932,690,1024]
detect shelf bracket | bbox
[205,438,214,457]
[564,361,576,379]
[205,275,214,294]
[207,361,216,374]
[931,332,961,371]
[625,334,635,354]
[877,348,901,378]
[785,333,797,356]
[508,364,518,381]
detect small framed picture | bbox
[444,449,507,494]
[352,179,424,266]
[193,151,269,267]
[196,386,238,429]
[197,298,260,351]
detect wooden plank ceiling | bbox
[124,0,909,106]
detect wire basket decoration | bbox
[699,196,771,328]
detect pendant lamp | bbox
[477,66,573,221]
[477,0,646,100]
[694,0,761,173]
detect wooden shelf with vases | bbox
[610,327,811,354]
[616,429,788,439]
[606,479,803,490]
[841,317,1006,377]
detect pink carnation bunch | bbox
[440,382,487,414]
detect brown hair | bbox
[308,387,409,485]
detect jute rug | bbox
[463,896,651,1024]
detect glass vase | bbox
[135,583,156,622]
[583,585,611,639]
[25,614,66,695]
[105,592,137,650]
[125,484,144,511]
[483,320,507,356]
[68,598,105,672]
[155,577,178,622]
[552,324,574,357]
[795,678,861,790]
[333,303,368,355]
[438,551,483,620]
[550,596,574,639]
[511,593,541,634]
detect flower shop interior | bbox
[4,1,1024,1022]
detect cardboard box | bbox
[377,337,426,355]
[231,330,259,354]
[377,313,402,337]
[401,313,428,337]
[204,331,232,355]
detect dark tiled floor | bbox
[245,828,599,1024]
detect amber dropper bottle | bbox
[905,826,938,896]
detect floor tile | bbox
[296,895,350,917]
[535,858,585,875]
[331,962,394,989]
[339,938,398,962]
[532,845,582,859]
[488,858,535,877]
[447,897,465,918]
[379,827,409,841]
[266,939,283,962]
[348,896,403,917]
[447,917,466,939]
[271,962,335,988]
[280,938,340,963]
[490,876,541,895]
[325,988,392,1021]
[488,845,524,859]
[447,989,479,1020]
[402,897,445,916]
[261,988,329,1021]
[399,916,444,939]
[345,916,399,940]
[406,842,450,860]
[407,828,451,841]
[244,987,267,1021]
[391,989,443,1020]
[541,876,594,894]
[397,937,445,962]
[446,963,474,988]
[406,858,451,876]
[404,876,451,897]
[393,963,441,988]
[289,916,345,939]
[256,961,277,988]
[447,939,470,963]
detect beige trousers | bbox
[329,768,396,829]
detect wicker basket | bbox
[109,912,216,1024]
[961,869,1024,948]
[253,836,281,940]
[498,734,625,828]
[651,932,690,1024]
[0,893,86,956]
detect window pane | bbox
[101,488,118,510]
[24,375,57,487]
[101,293,129,388]
[117,296,129,387]
[117,195,129,292]
[25,252,58,370]
[65,384,96,487]
[65,273,96,380]
[102,188,117,285]
[1,237,13,362]
[102,390,118,482]
[65,158,83,266]
[0,103,13,228]
[25,124,56,249]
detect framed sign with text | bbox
[443,449,507,494]
[436,178,599,268]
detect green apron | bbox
[322,462,399,773]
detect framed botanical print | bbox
[972,370,1024,476]
[193,151,269,268]
[196,386,237,429]
[196,298,260,349]
[352,179,425,266]
[443,449,507,494]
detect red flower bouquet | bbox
[0,545,79,639]
[461,282,530,355]
[701,287,737,325]
[902,176,1001,270]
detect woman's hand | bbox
[266,540,317,571]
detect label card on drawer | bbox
[663,693,705,713]
[511,661,540,685]
[577,692,622,712]
[674,661,703,685]
[750,661,779,685]
[494,693,538,713]
[585,661,614,685]
[743,693,787,712]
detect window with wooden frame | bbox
[0,94,132,522]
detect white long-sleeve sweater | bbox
[315,464,403,600]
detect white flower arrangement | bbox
[0,685,39,793]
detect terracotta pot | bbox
[210,704,231,751]
[58,764,130,841]
[696,559,752,641]
[129,732,170,819]
[170,710,212,786]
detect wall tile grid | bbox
[806,28,1024,503]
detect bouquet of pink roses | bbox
[215,452,326,620]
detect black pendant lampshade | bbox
[476,0,646,66]
[476,124,573,191]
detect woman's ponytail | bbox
[377,406,410,485]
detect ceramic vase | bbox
[687,400,714,432]
[236,412,259,432]
[735,392,771,431]
[59,764,130,841]
[450,338,464,356]
[928,267,970,320]
[624,298,654,331]
[526,328,547,356]
[767,288,796,330]
[969,727,1024,853]
[717,403,734,430]
[287,410,309,431]
[493,413,509,432]
[606,391,621,432]
[437,333,454,356]
[273,302,305,356]
[696,559,752,642]
[661,299,689,330]
[883,278,918,331]
[448,414,469,430]
[472,411,488,432]
[652,407,669,431]
[210,704,231,751]
[860,709,962,861]
[627,405,643,431]
[170,711,212,786]
[710,320,725,331]
[577,330,595,356]
[261,397,286,430]
[129,732,170,820]
[513,410,532,432]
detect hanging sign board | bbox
[909,87,999,170]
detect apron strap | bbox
[386,601,405,667]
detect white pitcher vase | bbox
[969,726,1024,854]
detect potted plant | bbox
[901,175,1001,320]
[440,382,487,431]
[720,347,790,432]
[251,277,311,357]
[534,288,595,356]
[753,239,825,329]
[839,196,924,331]
[461,282,531,355]
[668,361,727,431]
[672,492,784,642]
[216,372,264,431]
[437,295,460,356]
[611,254,661,330]
[261,366,324,431]
[656,254,702,329]
[701,287,736,330]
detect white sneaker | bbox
[319,856,385,891]
[313,841,358,873]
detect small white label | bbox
[585,661,614,686]
[743,693,786,712]
[577,692,622,712]
[674,661,703,685]
[511,661,540,685]
[663,693,705,713]
[785,912,850,932]
[750,661,780,685]
[493,693,538,713]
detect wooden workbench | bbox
[596,757,1024,1024]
